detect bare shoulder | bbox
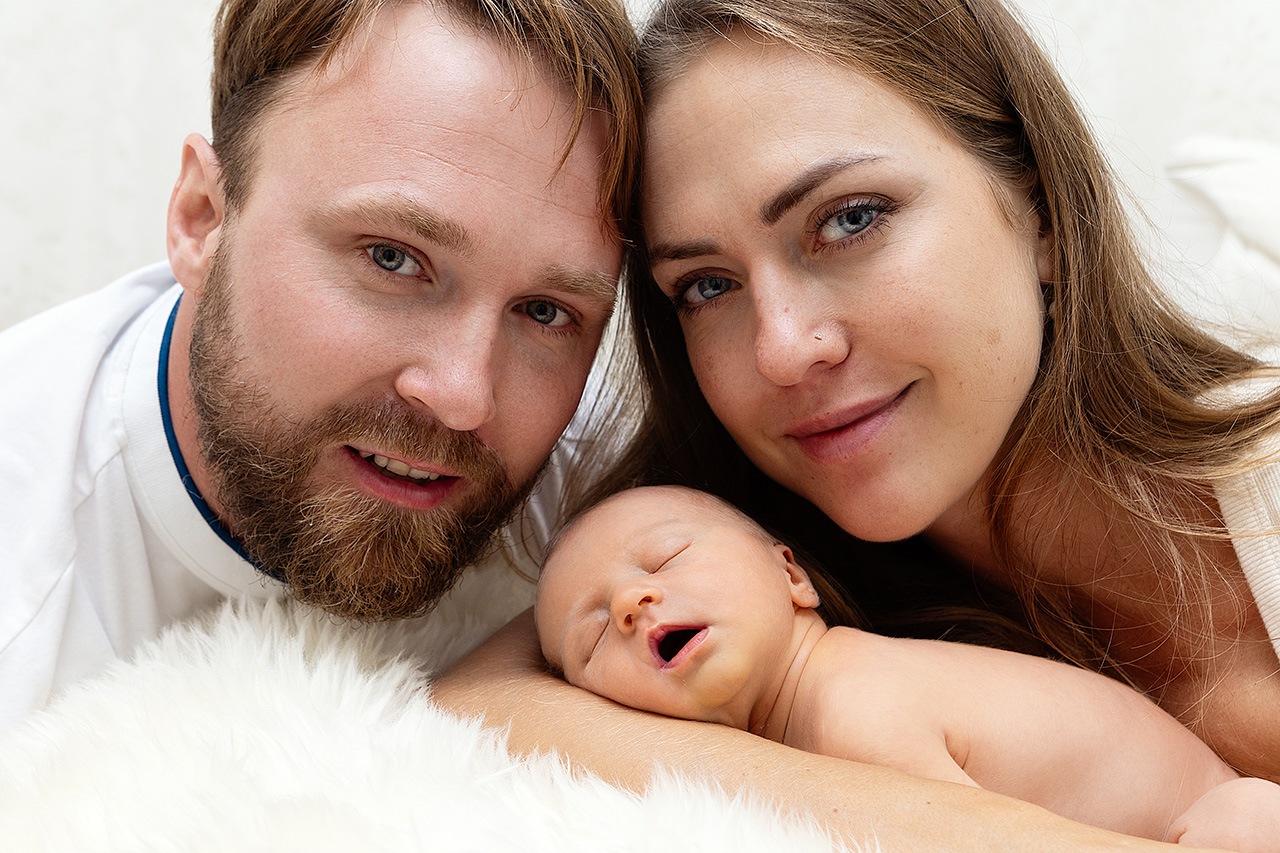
[795,629,971,781]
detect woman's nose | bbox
[752,279,848,386]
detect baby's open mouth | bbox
[657,628,701,664]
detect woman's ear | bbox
[775,544,821,610]
[167,134,226,297]
[1035,217,1056,288]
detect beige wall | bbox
[2,0,1277,329]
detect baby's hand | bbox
[1166,776,1280,852]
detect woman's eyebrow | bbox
[759,154,880,225]
[647,238,721,265]
[647,155,881,264]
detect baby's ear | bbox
[775,544,821,609]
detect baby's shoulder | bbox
[797,629,957,765]
[804,630,934,719]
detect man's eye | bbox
[523,300,572,328]
[366,244,423,276]
[680,275,736,307]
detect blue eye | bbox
[816,206,878,245]
[523,300,572,328]
[366,244,423,276]
[363,242,422,275]
[680,275,737,308]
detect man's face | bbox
[179,3,622,618]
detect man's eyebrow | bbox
[312,195,471,253]
[540,266,619,312]
[760,155,879,226]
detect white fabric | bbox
[0,264,544,733]
[0,599,854,852]
[1217,431,1280,662]
[1164,136,1280,342]
[1168,137,1280,659]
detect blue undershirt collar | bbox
[157,297,283,582]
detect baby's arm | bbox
[1167,776,1280,852]
[433,611,1200,851]
[794,628,1245,843]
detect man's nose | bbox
[393,313,499,433]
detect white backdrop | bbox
[2,0,1278,329]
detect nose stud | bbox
[814,334,823,341]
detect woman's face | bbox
[642,37,1052,543]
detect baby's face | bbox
[535,486,817,728]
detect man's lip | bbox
[346,444,459,479]
[341,446,461,511]
[785,385,912,439]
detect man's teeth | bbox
[357,450,443,481]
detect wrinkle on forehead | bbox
[379,133,603,222]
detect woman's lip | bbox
[787,384,912,462]
[787,386,911,439]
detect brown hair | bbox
[210,0,640,227]
[580,0,1280,673]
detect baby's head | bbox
[535,485,822,729]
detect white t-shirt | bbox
[0,264,543,731]
[1216,420,1280,661]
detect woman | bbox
[588,0,1280,781]
[434,0,1277,847]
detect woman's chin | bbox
[809,490,938,544]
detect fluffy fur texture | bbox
[0,599,860,852]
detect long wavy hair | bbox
[574,0,1280,673]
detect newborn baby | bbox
[535,485,1280,850]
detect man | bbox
[0,0,638,730]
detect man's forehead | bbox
[270,3,591,153]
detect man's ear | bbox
[775,544,821,610]
[167,134,226,297]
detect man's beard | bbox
[186,243,537,620]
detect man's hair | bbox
[211,0,640,227]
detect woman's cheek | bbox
[685,329,743,418]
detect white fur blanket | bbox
[0,600,850,852]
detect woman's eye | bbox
[523,300,572,328]
[680,275,736,307]
[366,244,423,276]
[815,205,881,247]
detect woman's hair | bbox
[576,0,1280,677]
